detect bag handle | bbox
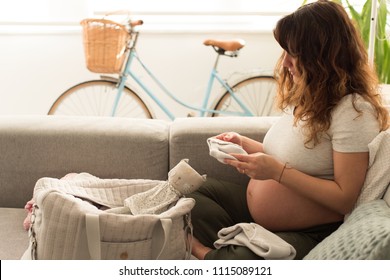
[151,218,172,259]
[85,214,101,260]
[85,214,172,260]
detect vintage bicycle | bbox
[48,17,278,119]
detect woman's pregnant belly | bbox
[246,179,343,231]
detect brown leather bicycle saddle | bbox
[203,39,246,51]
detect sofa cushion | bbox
[169,117,278,186]
[304,199,390,260]
[0,116,170,208]
[352,131,390,210]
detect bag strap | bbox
[151,218,172,259]
[85,214,172,260]
[85,214,101,260]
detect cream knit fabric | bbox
[214,223,296,260]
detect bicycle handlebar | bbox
[101,10,143,29]
[130,19,143,27]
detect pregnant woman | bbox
[188,0,389,260]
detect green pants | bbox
[187,178,342,260]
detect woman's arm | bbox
[226,150,369,215]
[278,151,368,215]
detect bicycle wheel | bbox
[48,80,153,118]
[211,76,279,117]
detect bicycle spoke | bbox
[48,80,153,118]
[212,76,279,117]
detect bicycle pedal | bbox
[187,112,196,117]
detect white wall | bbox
[0,28,282,120]
[2,1,386,120]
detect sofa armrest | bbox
[169,117,278,186]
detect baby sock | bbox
[207,138,247,163]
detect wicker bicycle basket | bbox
[80,18,130,74]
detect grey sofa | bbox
[0,115,389,260]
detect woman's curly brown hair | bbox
[273,0,389,146]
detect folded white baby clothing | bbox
[207,138,247,164]
[214,222,296,260]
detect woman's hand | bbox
[214,132,264,154]
[215,132,243,146]
[225,152,283,181]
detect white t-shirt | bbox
[263,94,380,180]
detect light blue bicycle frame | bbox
[111,33,254,120]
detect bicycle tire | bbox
[211,75,279,117]
[48,80,153,118]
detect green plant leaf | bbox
[377,0,388,38]
[361,0,373,47]
[379,39,390,83]
[375,0,390,83]
[335,0,390,83]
